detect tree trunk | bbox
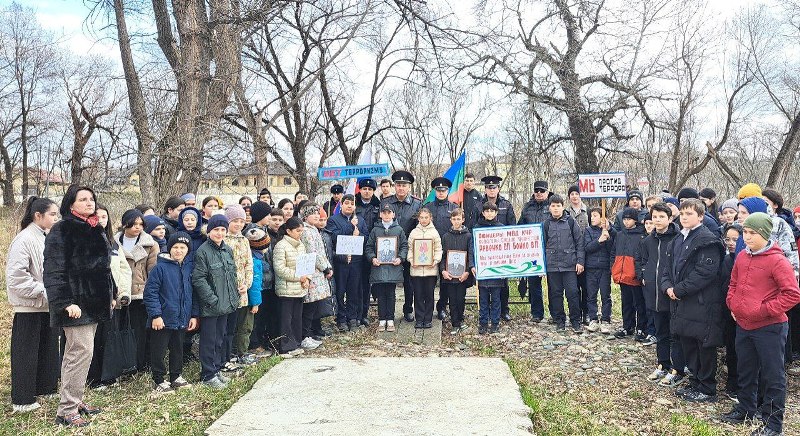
[767,113,800,187]
[0,138,14,205]
[20,108,28,197]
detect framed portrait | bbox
[412,239,435,266]
[446,250,467,277]
[376,236,398,264]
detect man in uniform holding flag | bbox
[427,177,459,320]
[482,175,516,321]
[381,170,422,322]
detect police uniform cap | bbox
[481,175,502,188]
[392,170,415,184]
[330,184,344,194]
[359,178,377,190]
[431,177,452,190]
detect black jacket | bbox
[326,211,368,264]
[160,214,179,240]
[473,217,507,287]
[365,221,408,284]
[439,226,475,287]
[584,225,615,270]
[518,198,550,225]
[426,198,458,237]
[356,193,381,233]
[482,194,515,226]
[636,223,680,312]
[381,194,422,236]
[543,214,585,272]
[462,188,482,229]
[720,251,737,321]
[44,214,114,328]
[660,226,725,347]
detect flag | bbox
[425,151,466,204]
[334,149,373,215]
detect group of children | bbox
[6,180,800,435]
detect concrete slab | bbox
[381,299,442,345]
[206,357,532,436]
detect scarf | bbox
[71,210,99,227]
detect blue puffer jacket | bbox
[143,254,197,329]
[249,250,269,306]
[584,225,615,270]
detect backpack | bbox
[542,214,578,245]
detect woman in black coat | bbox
[44,185,115,427]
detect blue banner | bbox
[317,163,390,181]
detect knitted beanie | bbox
[224,204,246,222]
[720,198,739,213]
[143,215,165,233]
[677,187,699,200]
[622,207,639,221]
[299,203,321,222]
[739,197,768,215]
[244,224,271,250]
[207,214,229,231]
[167,231,191,252]
[737,183,762,200]
[743,212,773,242]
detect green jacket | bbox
[365,221,408,284]
[191,239,239,317]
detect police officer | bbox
[482,175,516,321]
[427,177,458,236]
[356,178,381,325]
[323,184,345,217]
[462,172,482,229]
[380,170,422,322]
[426,176,459,320]
[518,180,552,323]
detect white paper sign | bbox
[335,235,364,255]
[577,173,627,198]
[295,253,316,277]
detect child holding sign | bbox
[407,208,443,329]
[440,208,474,334]
[365,204,408,331]
[474,202,506,334]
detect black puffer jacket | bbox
[482,194,515,226]
[660,226,725,347]
[518,198,550,225]
[44,214,114,328]
[636,223,680,313]
[439,226,475,287]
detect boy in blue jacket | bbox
[144,232,198,394]
[244,224,270,357]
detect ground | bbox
[0,209,797,435]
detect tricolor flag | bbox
[334,149,373,215]
[425,151,466,204]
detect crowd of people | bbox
[5,174,800,435]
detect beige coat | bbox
[110,247,132,303]
[274,235,309,298]
[407,222,443,277]
[114,231,159,299]
[6,224,48,312]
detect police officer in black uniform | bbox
[323,184,344,217]
[482,175,516,321]
[426,176,459,320]
[462,172,482,229]
[356,178,381,325]
[380,170,422,322]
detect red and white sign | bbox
[577,173,627,198]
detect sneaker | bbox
[378,320,386,331]
[361,318,370,326]
[171,376,192,390]
[681,389,717,403]
[659,370,685,387]
[289,348,304,356]
[599,321,612,334]
[675,384,697,397]
[301,337,321,350]
[530,316,543,323]
[202,377,227,389]
[423,322,433,329]
[12,403,40,413]
[725,390,739,403]
[238,353,259,365]
[613,328,632,339]
[279,352,295,359]
[634,330,647,342]
[386,321,396,332]
[348,319,361,331]
[587,320,600,332]
[720,408,759,425]
[502,313,512,321]
[489,324,499,334]
[56,413,90,427]
[556,323,566,332]
[479,324,488,335]
[750,425,783,436]
[216,373,231,384]
[648,365,668,381]
[250,347,274,358]
[404,313,415,322]
[437,310,446,320]
[643,335,658,346]
[153,381,175,395]
[337,322,349,332]
[572,323,583,334]
[222,361,242,372]
[451,326,460,335]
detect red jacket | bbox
[727,243,800,331]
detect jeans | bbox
[585,268,612,321]
[334,261,363,323]
[526,276,545,319]
[547,271,580,326]
[479,286,501,326]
